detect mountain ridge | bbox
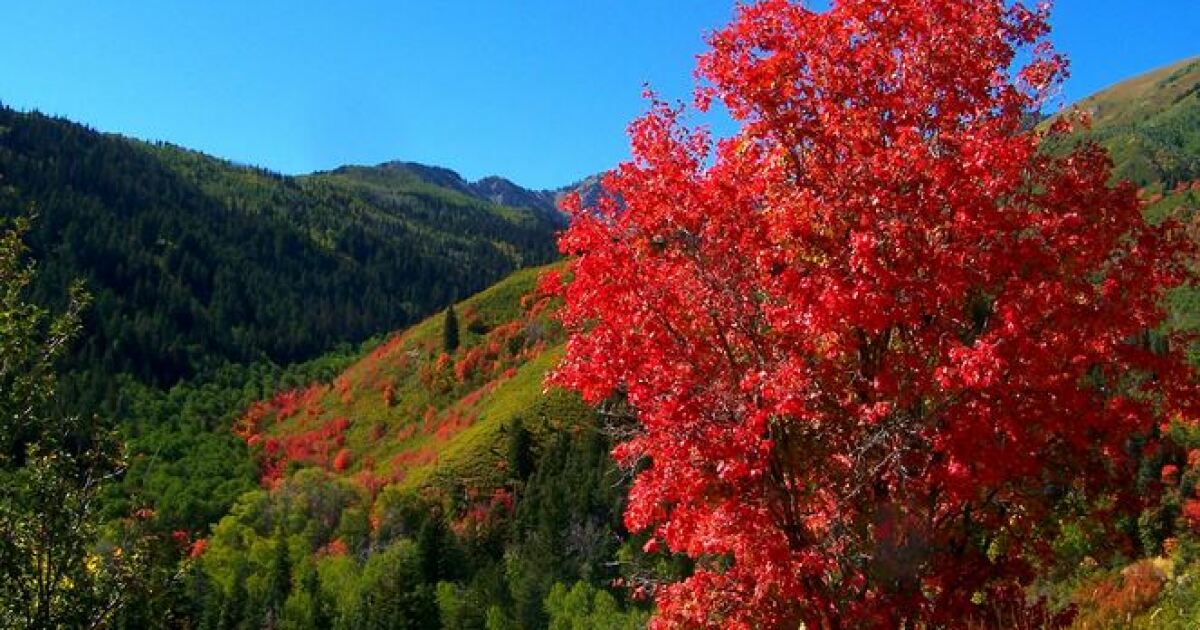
[322,160,583,227]
[0,105,563,389]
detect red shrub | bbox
[396,424,417,441]
[356,470,383,496]
[1075,561,1166,626]
[1161,464,1180,485]
[321,538,349,557]
[1184,499,1200,530]
[188,539,208,559]
[333,448,353,472]
[454,347,485,382]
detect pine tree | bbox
[418,517,447,584]
[506,417,535,481]
[442,305,460,353]
[300,566,328,630]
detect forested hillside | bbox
[1051,56,1200,188]
[111,265,657,628]
[0,105,561,395]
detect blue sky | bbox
[0,1,1195,190]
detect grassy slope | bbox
[1049,56,1200,188]
[236,262,589,496]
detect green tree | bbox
[264,532,292,625]
[0,217,126,628]
[544,581,647,630]
[418,516,450,584]
[505,417,535,482]
[299,566,330,630]
[351,541,439,630]
[442,305,460,353]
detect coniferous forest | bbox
[3,1,1200,628]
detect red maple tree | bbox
[550,0,1199,627]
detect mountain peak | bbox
[328,160,573,226]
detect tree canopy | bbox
[551,0,1200,626]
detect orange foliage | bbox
[434,412,474,443]
[389,448,438,471]
[333,448,353,472]
[1161,464,1180,485]
[356,469,384,497]
[454,347,485,382]
[395,424,417,441]
[320,538,349,557]
[1183,499,1200,530]
[188,539,208,559]
[1073,561,1166,627]
[335,376,353,404]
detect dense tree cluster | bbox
[115,412,648,629]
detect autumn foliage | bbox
[551,0,1199,627]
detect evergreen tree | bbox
[418,517,448,584]
[219,561,248,630]
[300,566,329,630]
[442,305,460,353]
[506,417,535,481]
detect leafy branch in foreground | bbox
[0,217,151,628]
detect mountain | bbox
[325,161,570,227]
[1049,56,1200,188]
[472,176,563,225]
[0,106,563,389]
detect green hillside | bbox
[168,265,654,629]
[1049,56,1200,189]
[234,263,584,495]
[0,106,560,392]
